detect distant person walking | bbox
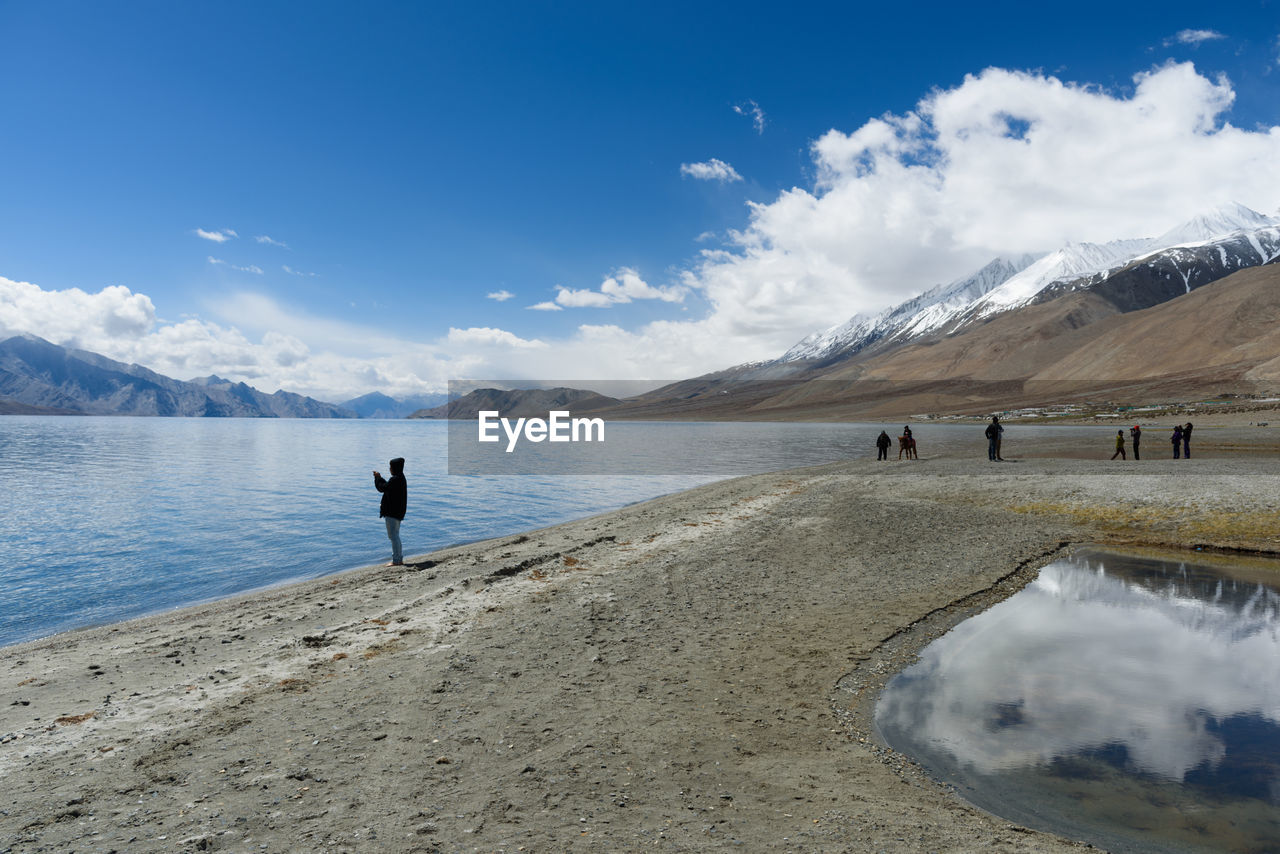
[1171,425,1183,459]
[373,457,407,566]
[876,430,892,461]
[985,416,1004,461]
[1111,429,1126,460]
[1130,425,1142,460]
[1183,422,1193,458]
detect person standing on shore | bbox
[1111,429,1126,460]
[1130,424,1141,460]
[875,430,892,461]
[1183,422,1193,458]
[1171,425,1183,459]
[985,416,1004,461]
[373,457,407,566]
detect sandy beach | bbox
[4,426,1280,853]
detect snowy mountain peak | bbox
[967,238,1152,319]
[1153,202,1279,248]
[779,253,1039,363]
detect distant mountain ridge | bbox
[0,334,355,417]
[411,387,620,419]
[339,391,448,419]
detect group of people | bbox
[874,416,1200,464]
[1111,422,1193,460]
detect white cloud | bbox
[282,265,317,277]
[446,327,547,349]
[733,100,766,134]
[553,287,616,308]
[680,158,743,183]
[549,269,688,310]
[0,276,156,344]
[599,268,686,303]
[526,301,562,311]
[1165,29,1226,46]
[255,235,289,248]
[195,228,237,243]
[208,257,264,274]
[486,289,516,301]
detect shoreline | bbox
[3,416,1256,652]
[4,446,1280,851]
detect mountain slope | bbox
[0,335,355,417]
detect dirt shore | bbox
[4,432,1280,853]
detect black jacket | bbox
[375,472,407,520]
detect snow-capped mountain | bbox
[779,202,1280,365]
[780,254,1040,362]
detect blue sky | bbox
[1,1,1279,399]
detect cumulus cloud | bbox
[0,276,157,345]
[445,327,547,349]
[255,234,289,248]
[208,257,264,274]
[486,289,515,301]
[1165,29,1226,46]
[195,228,237,243]
[680,158,743,183]
[733,100,766,134]
[549,269,688,310]
[552,287,616,308]
[526,301,562,311]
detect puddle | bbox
[875,546,1280,853]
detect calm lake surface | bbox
[876,547,1280,854]
[0,416,1101,648]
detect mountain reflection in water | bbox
[875,548,1280,854]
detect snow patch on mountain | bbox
[1152,201,1279,248]
[781,254,1039,362]
[966,238,1152,320]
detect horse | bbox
[898,435,917,460]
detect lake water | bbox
[0,416,1103,648]
[876,547,1280,854]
